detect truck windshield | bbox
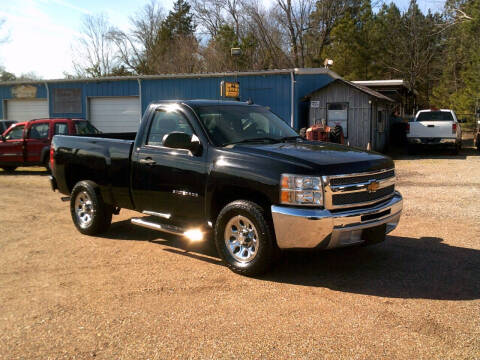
[74,121,101,135]
[416,111,454,121]
[195,105,299,146]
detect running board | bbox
[142,210,171,219]
[131,218,184,236]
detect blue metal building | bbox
[0,68,339,131]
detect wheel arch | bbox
[208,185,274,226]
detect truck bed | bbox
[51,134,136,210]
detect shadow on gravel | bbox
[102,219,221,265]
[388,138,479,160]
[102,221,480,301]
[266,236,480,301]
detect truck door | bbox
[25,121,51,164]
[0,124,25,164]
[131,107,208,226]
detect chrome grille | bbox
[323,169,396,210]
[329,170,395,186]
[332,185,395,206]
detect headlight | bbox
[280,174,323,206]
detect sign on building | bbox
[220,81,240,98]
[12,85,37,99]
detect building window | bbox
[327,103,348,137]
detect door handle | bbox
[139,157,156,166]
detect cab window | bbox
[147,110,194,146]
[29,123,50,139]
[54,123,69,135]
[5,125,25,140]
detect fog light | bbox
[184,229,204,242]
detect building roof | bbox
[305,79,395,102]
[0,68,340,86]
[352,80,405,87]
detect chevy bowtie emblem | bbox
[367,181,380,193]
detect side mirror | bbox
[0,135,5,142]
[163,132,202,155]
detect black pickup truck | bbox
[50,100,403,276]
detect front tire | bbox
[215,200,277,276]
[70,180,113,235]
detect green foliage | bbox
[66,0,479,115]
[432,0,480,114]
[159,0,196,44]
[0,67,16,82]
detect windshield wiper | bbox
[221,137,283,146]
[278,136,302,142]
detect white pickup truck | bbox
[407,109,462,154]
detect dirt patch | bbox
[0,147,479,359]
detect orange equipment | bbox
[306,123,345,144]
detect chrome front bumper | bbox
[271,192,403,249]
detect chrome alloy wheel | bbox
[224,215,259,263]
[74,191,94,229]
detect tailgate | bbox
[410,121,454,138]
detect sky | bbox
[0,0,446,79]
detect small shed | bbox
[305,79,395,152]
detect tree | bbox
[0,66,16,82]
[432,0,480,113]
[110,0,200,74]
[324,0,380,79]
[304,0,358,67]
[109,0,166,75]
[72,14,118,77]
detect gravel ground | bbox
[0,142,479,359]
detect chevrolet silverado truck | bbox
[0,118,100,171]
[49,100,403,276]
[407,109,463,154]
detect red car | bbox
[0,118,100,171]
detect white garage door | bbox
[6,99,49,121]
[89,97,140,133]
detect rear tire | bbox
[70,180,113,235]
[1,166,17,172]
[214,200,277,276]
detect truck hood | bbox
[227,141,394,175]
